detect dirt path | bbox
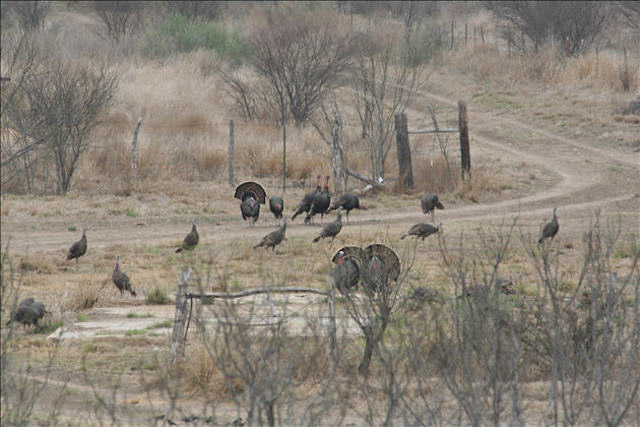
[4,88,638,254]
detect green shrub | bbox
[141,13,249,63]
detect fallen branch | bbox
[346,168,385,190]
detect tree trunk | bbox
[394,113,413,190]
[358,329,376,376]
[331,116,345,195]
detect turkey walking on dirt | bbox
[306,176,331,224]
[292,175,321,222]
[401,222,442,241]
[312,208,342,243]
[112,254,137,297]
[67,227,88,263]
[269,196,284,223]
[421,193,444,222]
[176,217,199,253]
[538,207,559,244]
[328,194,366,224]
[240,196,260,226]
[254,219,287,251]
[6,297,47,328]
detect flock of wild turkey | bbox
[7,175,560,328]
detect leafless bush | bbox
[249,11,354,126]
[165,1,223,22]
[3,60,118,194]
[217,66,259,120]
[94,1,144,44]
[352,31,423,181]
[487,1,612,55]
[617,1,640,35]
[4,1,50,32]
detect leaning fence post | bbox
[332,116,345,195]
[327,277,337,366]
[394,113,414,190]
[171,267,191,364]
[130,116,142,192]
[458,101,471,181]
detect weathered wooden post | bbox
[508,24,511,59]
[394,113,414,190]
[458,101,471,181]
[229,119,235,187]
[450,19,454,50]
[331,116,345,195]
[465,21,468,46]
[130,116,142,192]
[282,114,287,193]
[171,267,191,364]
[427,105,440,168]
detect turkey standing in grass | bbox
[176,217,199,253]
[312,208,342,243]
[112,254,137,297]
[292,175,321,222]
[67,227,88,263]
[269,196,284,223]
[401,222,442,241]
[538,207,559,244]
[328,194,365,224]
[306,176,331,224]
[330,249,361,294]
[421,193,444,222]
[241,195,260,226]
[6,298,47,328]
[254,219,287,251]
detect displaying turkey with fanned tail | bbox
[67,227,88,263]
[401,222,442,241]
[538,207,559,244]
[112,254,136,297]
[312,207,342,242]
[421,193,444,222]
[269,196,284,223]
[292,175,321,222]
[235,181,266,226]
[254,218,287,251]
[328,194,366,224]
[361,244,401,295]
[176,217,199,253]
[305,176,331,224]
[329,248,362,294]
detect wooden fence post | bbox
[394,113,414,190]
[171,267,191,364]
[229,119,235,187]
[130,116,142,192]
[331,116,345,195]
[458,101,471,181]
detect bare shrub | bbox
[94,1,144,44]
[165,1,223,22]
[5,1,50,32]
[4,60,118,194]
[248,10,354,126]
[487,1,611,55]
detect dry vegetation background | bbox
[1,1,639,425]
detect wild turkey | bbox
[538,207,559,244]
[312,208,342,243]
[361,244,401,295]
[458,278,517,299]
[292,175,321,221]
[328,194,366,224]
[176,217,199,253]
[112,254,137,297]
[269,196,284,222]
[67,227,88,263]
[254,219,287,251]
[235,181,266,226]
[329,249,361,294]
[401,222,442,241]
[421,193,444,222]
[305,176,331,224]
[6,297,47,328]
